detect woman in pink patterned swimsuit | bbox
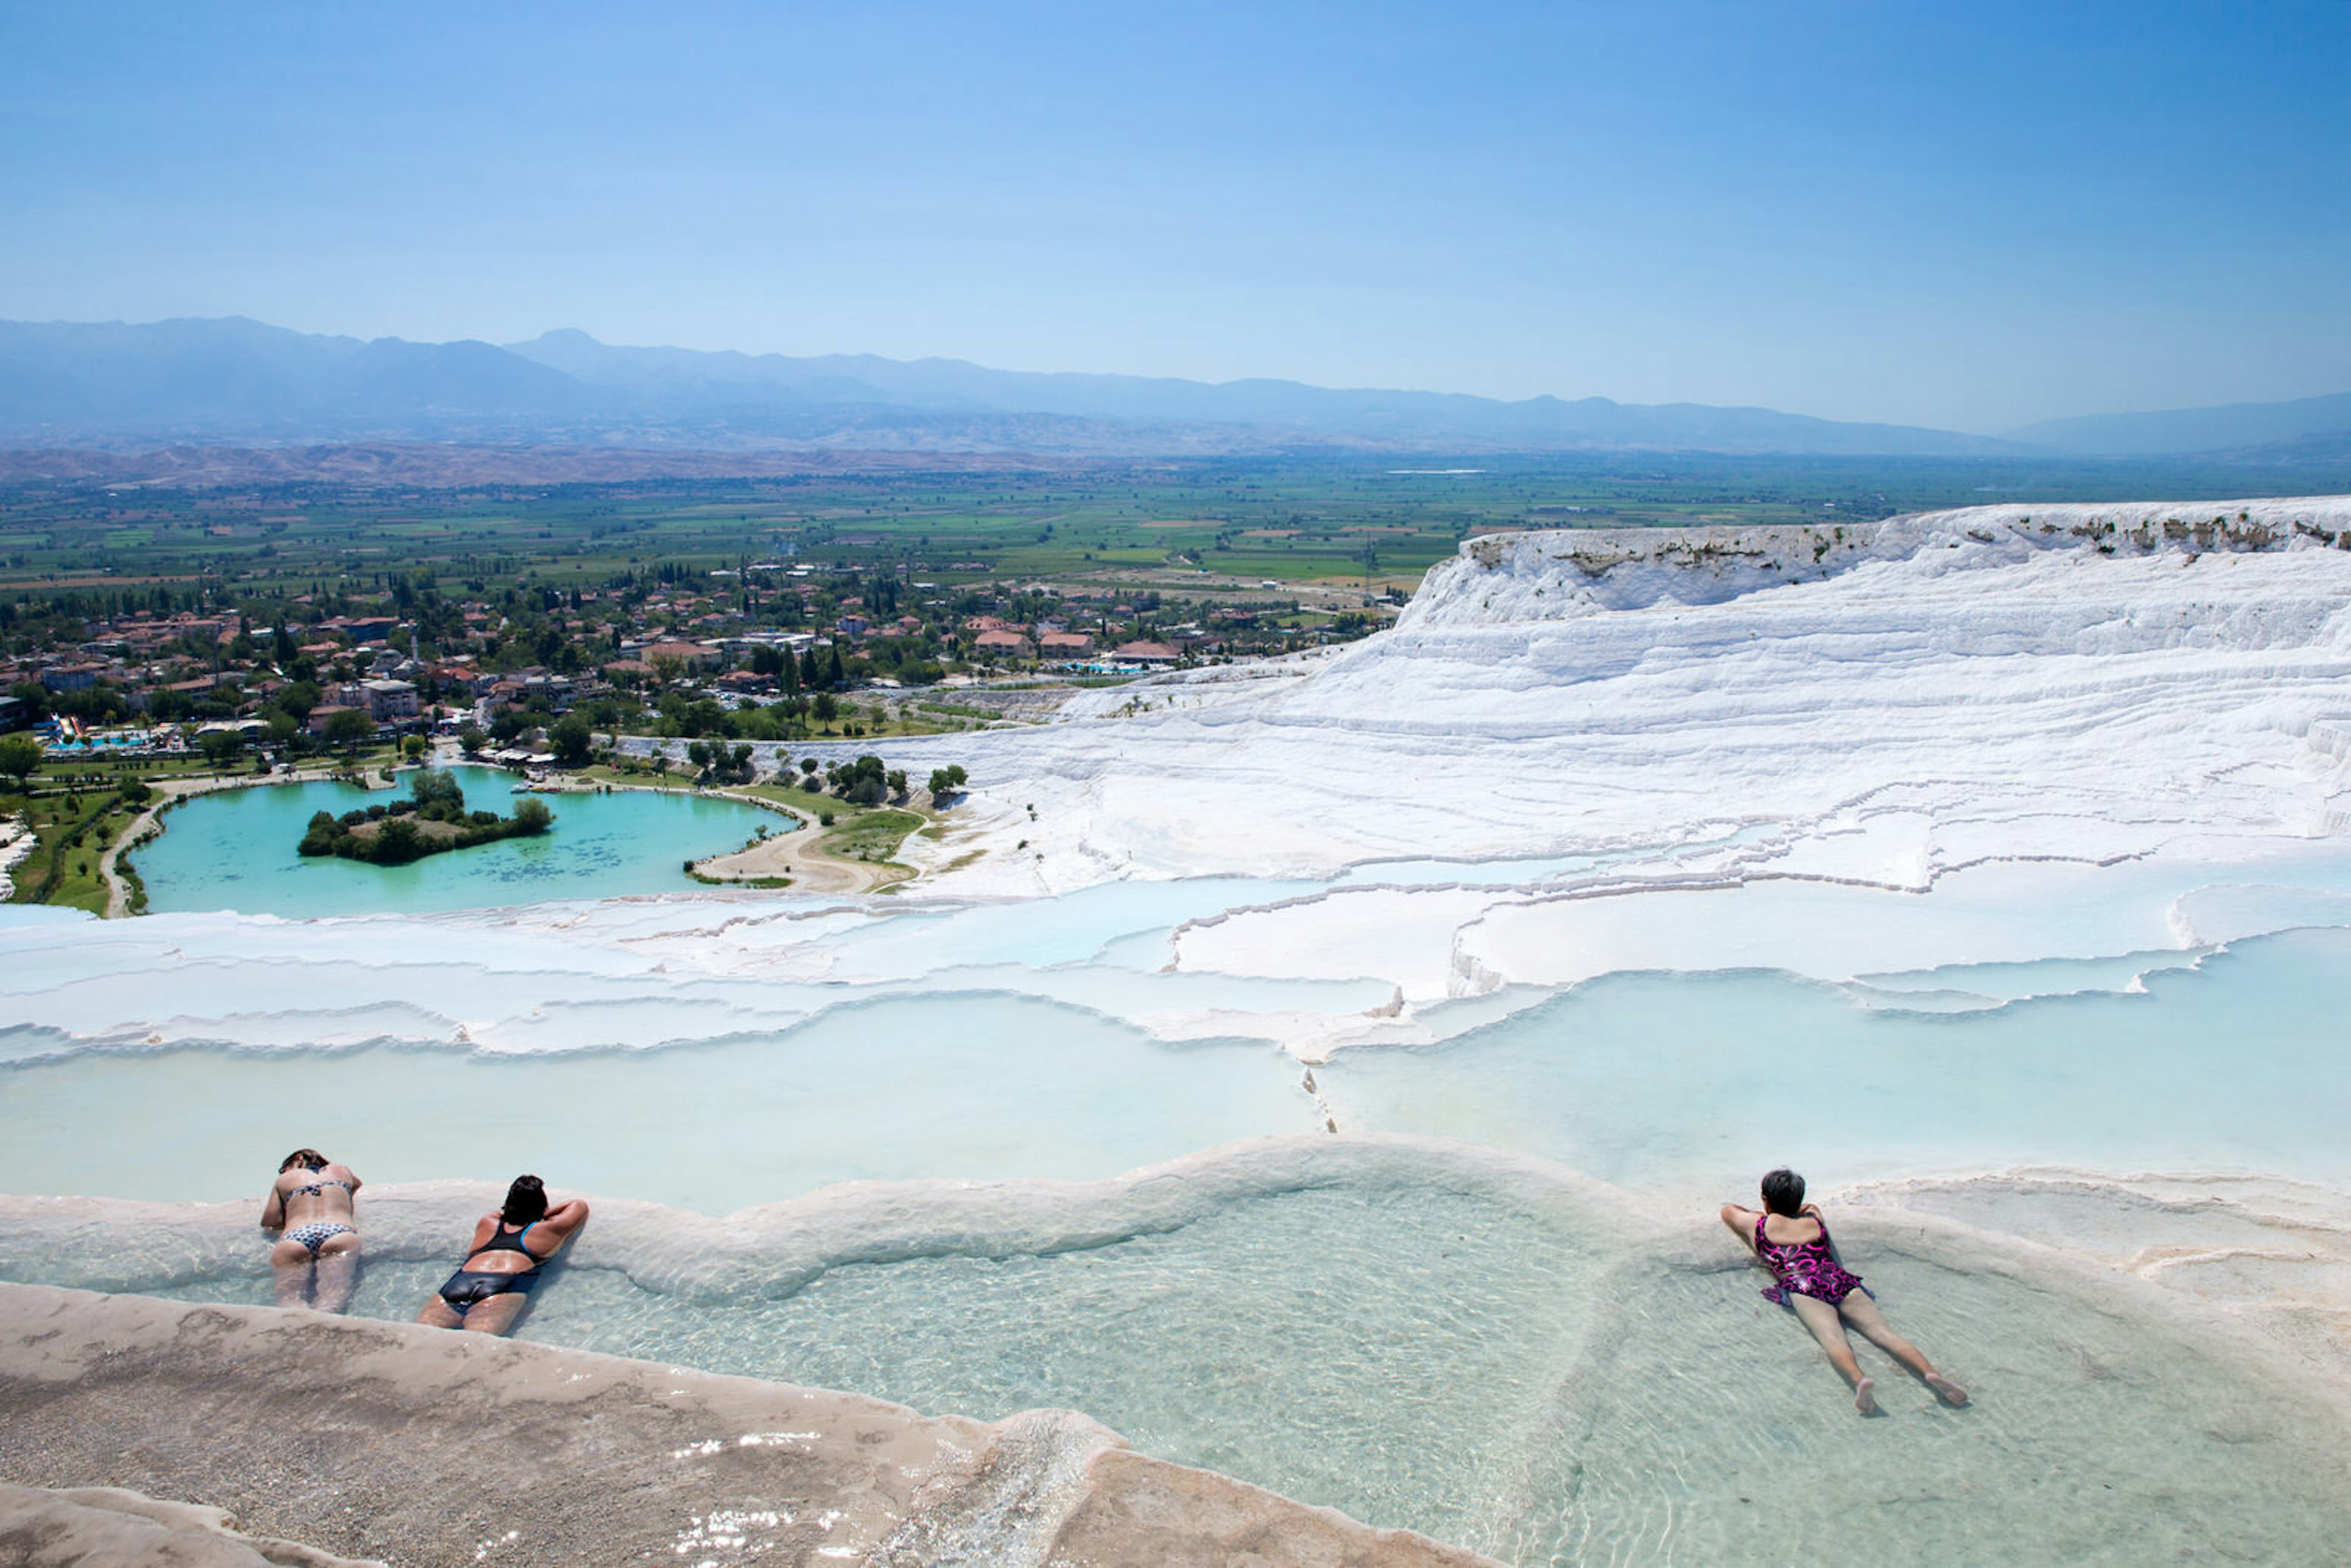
[1720,1168,1969,1416]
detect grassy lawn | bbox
[1,748,424,917]
[2,786,146,914]
[817,807,924,867]
[574,760,928,876]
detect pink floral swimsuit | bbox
[1755,1213,1867,1307]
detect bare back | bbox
[458,1200,589,1276]
[264,1162,360,1231]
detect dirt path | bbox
[689,812,909,893]
[531,776,911,895]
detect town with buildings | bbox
[1,555,1393,765]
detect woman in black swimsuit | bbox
[416,1175,589,1336]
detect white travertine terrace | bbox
[9,502,2351,1563]
[917,498,2351,896]
[12,501,2351,1070]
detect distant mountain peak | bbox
[1,313,2033,457]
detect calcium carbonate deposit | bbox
[9,500,2351,1564]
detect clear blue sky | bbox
[2,1,2345,432]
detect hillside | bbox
[0,316,2025,457]
[2011,391,2351,457]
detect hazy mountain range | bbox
[0,315,2344,461]
[2007,392,2351,458]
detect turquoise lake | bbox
[131,767,786,918]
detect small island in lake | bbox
[298,768,553,866]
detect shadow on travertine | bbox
[0,1482,383,1567]
[0,1283,1498,1568]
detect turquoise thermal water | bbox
[6,929,2347,1209]
[132,767,784,917]
[0,994,1314,1206]
[10,841,2351,1561]
[4,930,2351,1206]
[46,1155,2351,1565]
[1318,928,2351,1200]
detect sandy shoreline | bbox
[92,752,925,915]
[529,774,921,895]
[687,801,906,893]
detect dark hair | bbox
[279,1148,328,1174]
[1760,1168,1806,1217]
[501,1175,548,1228]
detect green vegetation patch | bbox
[2,776,149,915]
[820,806,924,866]
[296,768,552,866]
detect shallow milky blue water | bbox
[9,836,2351,1562]
[6,931,2351,1209]
[0,994,1315,1205]
[132,766,782,917]
[1319,929,2351,1200]
[70,1161,2351,1567]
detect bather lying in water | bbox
[262,1147,362,1313]
[416,1174,589,1336]
[1721,1167,1970,1416]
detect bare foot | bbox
[1853,1376,1878,1416]
[1925,1372,1969,1407]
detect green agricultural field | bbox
[11,446,2349,762]
[9,450,2345,620]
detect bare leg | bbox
[1839,1294,1968,1405]
[1788,1292,1876,1413]
[311,1234,361,1315]
[416,1297,465,1329]
[269,1238,315,1309]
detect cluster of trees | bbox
[9,678,130,729]
[686,738,757,785]
[297,770,553,866]
[796,752,906,806]
[0,732,43,789]
[653,688,910,743]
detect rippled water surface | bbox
[54,1155,2351,1566]
[11,836,2351,1563]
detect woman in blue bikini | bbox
[1722,1167,1968,1416]
[261,1147,362,1312]
[416,1175,590,1336]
